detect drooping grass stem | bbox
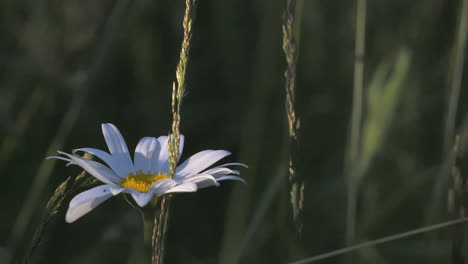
[289,217,468,264]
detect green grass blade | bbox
[289,218,468,264]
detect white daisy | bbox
[48,123,246,223]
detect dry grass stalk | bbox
[449,128,468,263]
[152,0,197,263]
[282,0,304,234]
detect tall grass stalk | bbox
[8,0,133,254]
[345,47,409,250]
[282,0,305,234]
[345,0,367,244]
[427,0,468,230]
[443,0,468,153]
[448,136,464,263]
[289,217,468,264]
[151,1,196,263]
[447,117,468,262]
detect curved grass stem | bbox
[289,218,468,264]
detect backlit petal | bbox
[216,175,246,184]
[134,137,159,173]
[175,150,231,179]
[66,185,121,223]
[178,135,185,161]
[75,148,127,178]
[180,174,218,186]
[150,178,178,195]
[153,136,169,173]
[58,151,121,184]
[128,190,154,207]
[101,123,135,175]
[164,182,197,194]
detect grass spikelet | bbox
[282,0,304,235]
[448,118,468,263]
[21,154,96,263]
[152,0,197,263]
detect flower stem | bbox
[142,207,155,262]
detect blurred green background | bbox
[1,0,468,263]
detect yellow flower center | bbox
[120,170,169,193]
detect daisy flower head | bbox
[48,123,246,223]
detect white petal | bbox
[175,150,231,179]
[101,123,135,175]
[164,182,198,194]
[134,137,159,173]
[128,190,154,207]
[153,136,169,173]
[150,179,178,195]
[58,151,121,184]
[200,163,247,176]
[101,123,130,155]
[152,135,185,173]
[192,179,218,189]
[69,185,121,207]
[178,135,185,161]
[47,155,75,164]
[66,185,120,223]
[216,175,246,184]
[195,175,245,189]
[208,162,248,169]
[75,148,127,178]
[180,174,218,186]
[202,167,240,176]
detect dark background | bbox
[1,0,468,263]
